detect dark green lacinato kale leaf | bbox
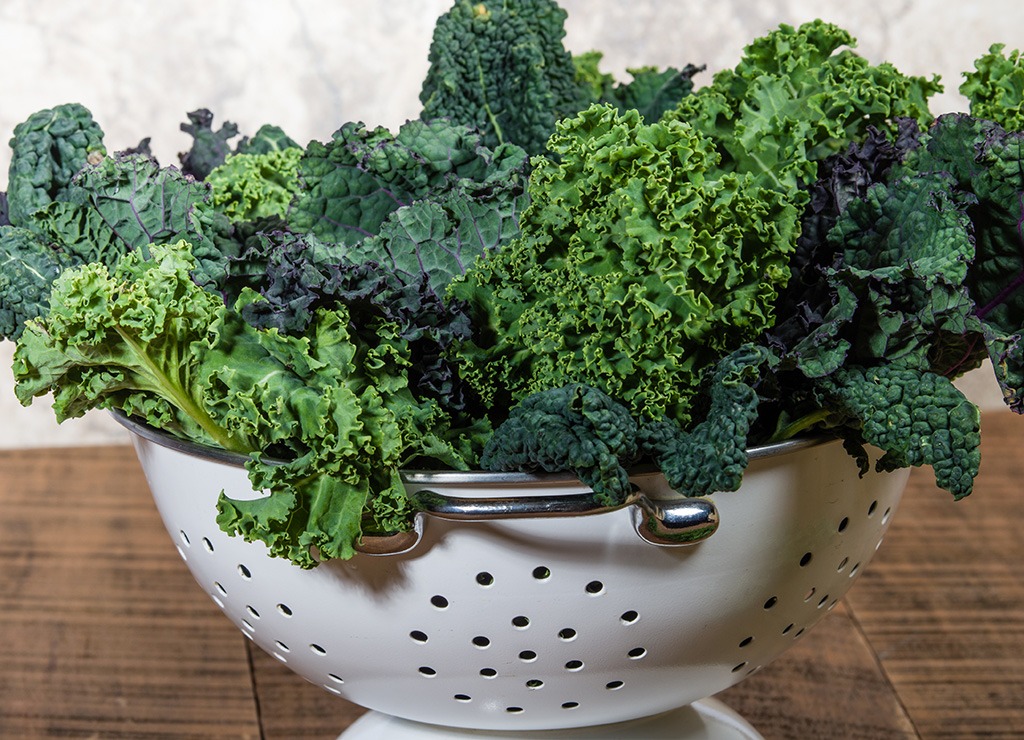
[481,384,640,506]
[179,108,241,181]
[419,0,589,155]
[961,43,1024,132]
[668,20,939,201]
[639,344,774,496]
[288,119,520,245]
[6,103,106,227]
[0,226,75,340]
[815,364,981,499]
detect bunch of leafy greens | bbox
[13,242,483,567]
[5,4,1024,569]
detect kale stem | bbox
[114,326,251,454]
[771,407,832,441]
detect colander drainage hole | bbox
[410,630,429,643]
[275,641,290,653]
[620,610,639,624]
[738,636,753,648]
[431,595,450,609]
[512,616,530,629]
[817,594,830,609]
[627,647,647,660]
[838,557,849,572]
[506,707,524,714]
[519,650,538,662]
[476,572,494,586]
[202,537,215,552]
[472,636,491,648]
[782,623,794,635]
[179,530,190,546]
[310,644,327,656]
[868,500,878,517]
[237,564,252,580]
[558,628,577,641]
[799,552,813,567]
[565,660,584,671]
[763,596,778,610]
[533,566,551,580]
[526,679,544,689]
[804,587,816,602]
[562,702,580,709]
[246,605,260,620]
[606,680,624,690]
[454,694,472,702]
[585,580,604,595]
[480,668,498,678]
[328,673,344,685]
[214,582,227,597]
[277,603,293,617]
[419,666,437,677]
[732,662,748,673]
[838,516,850,533]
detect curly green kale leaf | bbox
[419,0,589,155]
[668,20,939,199]
[480,384,640,505]
[639,345,774,496]
[206,147,303,223]
[12,241,242,449]
[452,104,797,424]
[961,43,1024,132]
[289,118,521,245]
[815,364,981,499]
[0,226,76,340]
[6,103,106,227]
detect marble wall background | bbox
[0,0,1018,446]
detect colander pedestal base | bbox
[339,698,762,739]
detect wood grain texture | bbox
[0,448,260,739]
[1,412,1021,738]
[845,411,1024,739]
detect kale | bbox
[481,383,640,506]
[961,43,1024,132]
[419,0,589,156]
[0,226,74,340]
[178,108,241,181]
[452,104,797,424]
[6,103,106,227]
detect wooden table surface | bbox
[1,412,1022,739]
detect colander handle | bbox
[356,489,719,555]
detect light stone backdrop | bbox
[0,0,1017,447]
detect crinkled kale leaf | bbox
[481,383,640,506]
[961,43,1024,132]
[452,104,797,424]
[6,103,106,227]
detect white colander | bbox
[118,414,908,739]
